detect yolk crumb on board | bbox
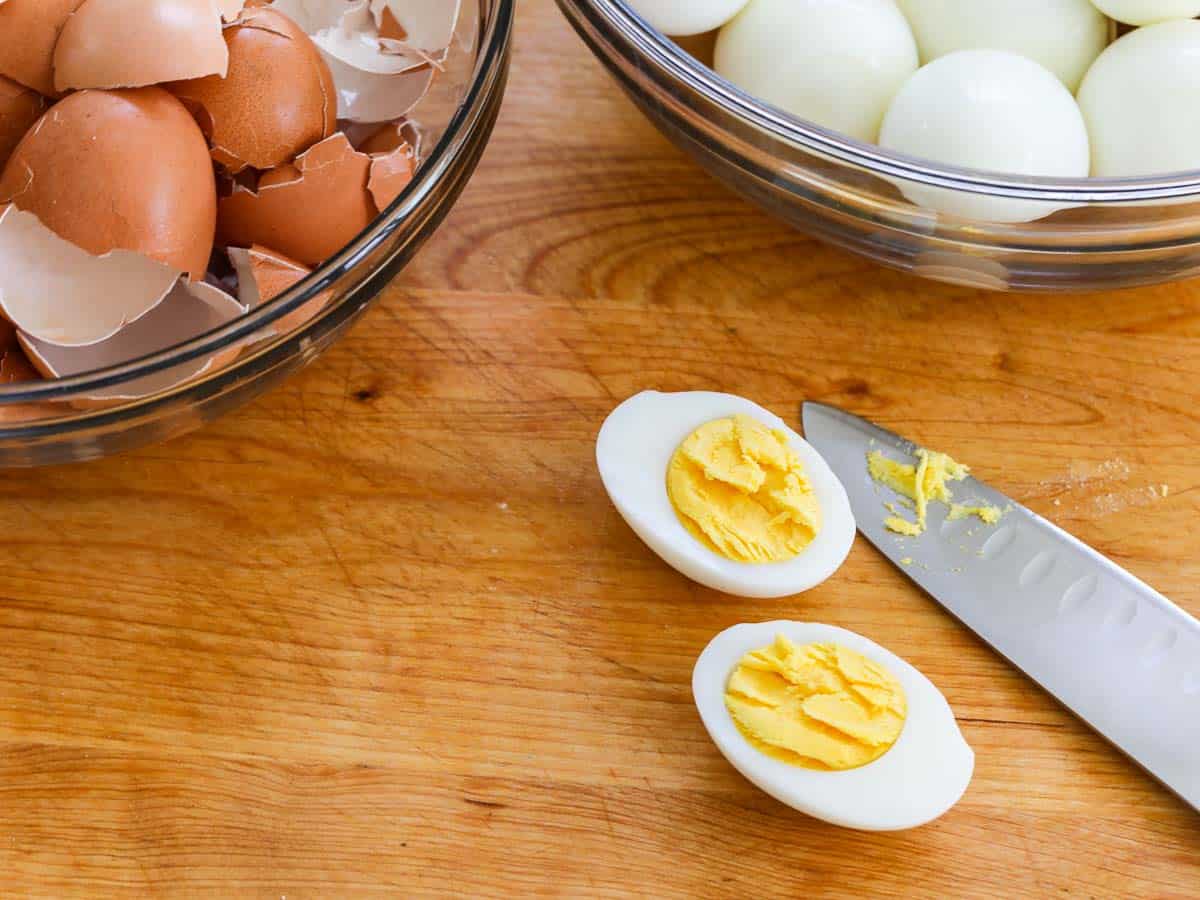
[724,635,907,771]
[667,415,821,563]
[867,448,1002,537]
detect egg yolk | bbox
[725,636,907,771]
[666,415,821,564]
[868,448,1001,537]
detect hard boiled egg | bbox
[879,50,1090,223]
[1088,0,1200,24]
[596,391,855,598]
[714,0,918,143]
[1077,21,1200,176]
[895,0,1109,92]
[694,621,974,830]
[624,0,751,37]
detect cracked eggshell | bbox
[218,132,375,265]
[0,0,87,96]
[270,0,435,120]
[371,0,461,60]
[228,244,331,334]
[0,321,58,423]
[0,76,45,170]
[54,0,231,91]
[19,279,247,406]
[325,54,433,121]
[215,0,247,20]
[362,123,415,210]
[0,87,217,280]
[169,4,336,171]
[0,206,181,347]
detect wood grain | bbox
[2,1,1199,895]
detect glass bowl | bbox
[557,0,1200,293]
[0,0,513,467]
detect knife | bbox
[801,401,1200,812]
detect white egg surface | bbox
[895,0,1109,92]
[879,50,1090,223]
[596,391,855,599]
[693,621,975,831]
[1077,20,1200,177]
[623,0,751,37]
[714,0,918,143]
[1089,0,1200,24]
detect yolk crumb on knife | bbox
[666,415,821,563]
[725,635,907,771]
[868,447,1001,537]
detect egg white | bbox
[714,0,918,144]
[1078,21,1200,177]
[879,50,1090,224]
[1090,0,1200,25]
[693,620,975,831]
[624,0,751,36]
[596,391,855,599]
[894,0,1108,92]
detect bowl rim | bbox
[582,0,1200,203]
[0,0,514,407]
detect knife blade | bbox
[801,401,1200,812]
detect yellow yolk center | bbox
[666,415,821,564]
[868,448,1002,537]
[724,636,907,771]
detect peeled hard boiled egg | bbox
[694,621,975,830]
[624,0,751,37]
[1088,0,1200,24]
[879,50,1090,223]
[714,0,918,143]
[1077,21,1200,177]
[596,391,855,599]
[895,0,1108,92]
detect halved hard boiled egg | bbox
[596,391,855,598]
[694,621,974,831]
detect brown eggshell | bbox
[54,0,230,91]
[19,279,248,407]
[0,87,216,280]
[0,205,181,347]
[227,244,331,334]
[367,142,415,212]
[0,317,57,423]
[0,76,45,170]
[0,0,87,96]
[218,132,375,265]
[168,5,336,172]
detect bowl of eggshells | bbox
[558,0,1200,291]
[0,0,512,466]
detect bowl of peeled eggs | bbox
[0,0,511,466]
[557,0,1200,291]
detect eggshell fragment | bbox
[19,279,247,406]
[218,132,376,265]
[371,0,461,61]
[169,4,336,171]
[0,0,87,96]
[54,0,231,91]
[0,87,217,279]
[215,0,246,20]
[271,0,436,120]
[0,76,45,170]
[327,55,433,121]
[227,244,331,333]
[0,320,57,423]
[365,129,415,210]
[0,206,181,347]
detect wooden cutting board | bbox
[1,2,1197,895]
